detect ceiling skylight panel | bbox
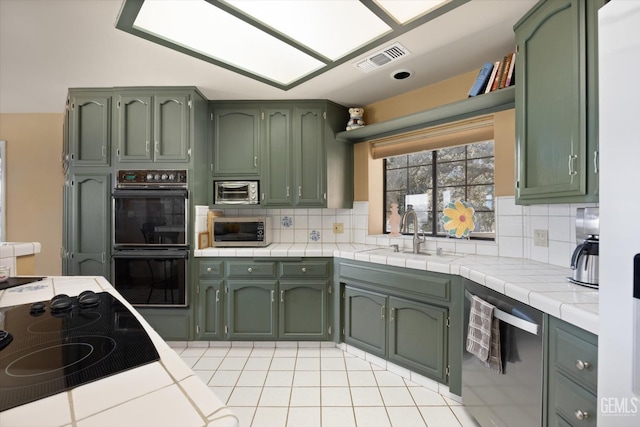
[133,0,324,85]
[374,0,450,24]
[223,0,392,60]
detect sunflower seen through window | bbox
[384,141,495,240]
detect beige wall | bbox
[0,113,64,275]
[354,69,516,233]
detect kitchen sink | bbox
[359,247,461,262]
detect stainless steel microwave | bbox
[214,181,259,205]
[212,217,271,247]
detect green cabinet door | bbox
[67,172,110,278]
[293,106,326,207]
[226,280,277,340]
[388,296,448,383]
[153,93,190,162]
[212,105,261,176]
[515,0,604,204]
[279,280,328,340]
[262,107,293,206]
[117,94,153,162]
[197,279,224,340]
[68,92,111,166]
[344,286,387,357]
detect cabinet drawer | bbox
[227,261,276,278]
[553,373,597,427]
[199,260,224,277]
[280,261,329,278]
[554,325,598,392]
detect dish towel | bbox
[466,295,503,373]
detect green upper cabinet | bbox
[116,90,192,163]
[211,104,261,177]
[154,94,190,161]
[293,105,325,207]
[67,90,111,167]
[211,100,352,208]
[514,0,604,204]
[262,106,293,206]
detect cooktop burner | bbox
[0,291,159,412]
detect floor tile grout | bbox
[172,341,472,426]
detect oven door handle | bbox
[113,189,189,198]
[112,250,189,259]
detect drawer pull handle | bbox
[271,290,275,303]
[576,359,590,370]
[390,308,395,322]
[575,410,589,421]
[280,290,284,303]
[215,290,220,303]
[301,267,306,273]
[248,267,253,273]
[381,306,385,319]
[207,267,212,272]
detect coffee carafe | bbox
[569,208,599,288]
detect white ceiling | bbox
[0,0,536,114]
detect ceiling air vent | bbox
[355,42,411,73]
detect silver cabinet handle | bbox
[154,141,159,153]
[593,150,599,174]
[381,306,385,319]
[145,140,150,153]
[298,186,302,197]
[254,156,257,167]
[207,267,212,272]
[301,267,306,273]
[248,267,253,273]
[280,290,284,303]
[568,154,578,182]
[215,289,220,302]
[576,359,590,370]
[271,290,275,303]
[390,308,395,322]
[575,410,589,421]
[286,186,290,197]
[102,146,107,158]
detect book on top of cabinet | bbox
[468,62,495,97]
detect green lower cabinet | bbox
[279,280,329,340]
[196,280,224,340]
[388,296,447,383]
[137,308,192,341]
[64,172,110,278]
[226,280,278,340]
[546,316,598,427]
[344,286,387,357]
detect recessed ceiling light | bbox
[391,69,414,80]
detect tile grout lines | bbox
[174,342,467,427]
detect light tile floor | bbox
[169,341,479,427]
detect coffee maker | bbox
[569,207,599,288]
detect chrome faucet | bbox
[401,204,425,254]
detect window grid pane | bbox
[384,142,495,238]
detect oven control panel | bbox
[116,170,187,187]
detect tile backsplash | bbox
[195,196,597,267]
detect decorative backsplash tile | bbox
[193,197,595,268]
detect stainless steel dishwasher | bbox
[462,279,544,427]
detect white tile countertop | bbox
[196,243,599,335]
[0,276,238,427]
[0,242,41,276]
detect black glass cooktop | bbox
[0,291,160,412]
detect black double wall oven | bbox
[112,170,189,307]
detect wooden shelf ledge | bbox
[336,86,515,143]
